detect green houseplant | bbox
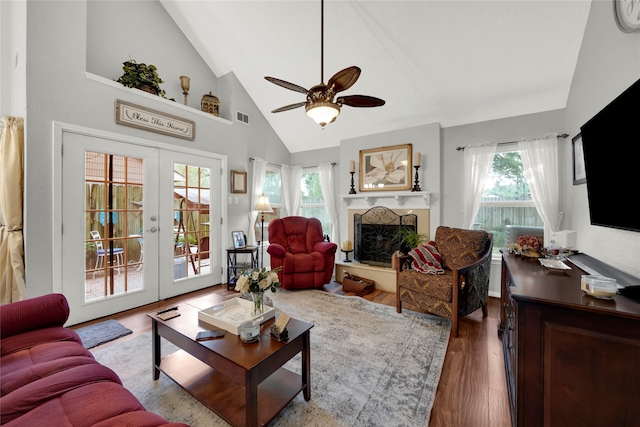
[394,228,427,254]
[116,59,167,98]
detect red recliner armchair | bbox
[267,216,337,290]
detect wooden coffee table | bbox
[148,296,313,427]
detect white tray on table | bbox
[197,297,275,335]
[538,258,571,270]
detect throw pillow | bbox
[408,242,444,274]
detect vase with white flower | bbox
[234,266,282,315]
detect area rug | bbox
[75,319,132,349]
[92,290,450,426]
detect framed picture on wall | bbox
[572,133,586,185]
[359,143,412,192]
[230,170,247,193]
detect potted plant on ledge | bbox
[116,59,167,98]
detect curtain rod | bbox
[303,162,336,169]
[250,158,336,168]
[249,158,280,168]
[456,133,569,151]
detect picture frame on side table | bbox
[232,231,246,249]
[572,133,586,185]
[230,170,247,194]
[359,143,412,192]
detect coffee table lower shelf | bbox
[158,349,304,427]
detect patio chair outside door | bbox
[90,230,124,278]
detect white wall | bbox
[22,1,290,297]
[563,0,640,278]
[0,0,26,117]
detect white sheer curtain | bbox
[519,134,563,234]
[318,163,339,244]
[281,164,292,217]
[463,143,497,229]
[289,166,302,216]
[249,158,267,246]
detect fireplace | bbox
[354,206,417,267]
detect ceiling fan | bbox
[264,0,385,127]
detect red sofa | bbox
[0,293,187,427]
[267,216,337,290]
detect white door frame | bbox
[52,122,227,323]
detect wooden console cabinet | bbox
[499,252,640,427]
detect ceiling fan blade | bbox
[337,95,385,108]
[271,102,307,113]
[264,76,308,94]
[328,66,361,93]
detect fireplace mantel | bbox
[339,191,430,207]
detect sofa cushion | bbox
[0,363,123,424]
[1,327,83,357]
[435,226,489,270]
[2,381,182,427]
[0,294,70,339]
[408,242,444,274]
[1,352,96,396]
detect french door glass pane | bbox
[173,163,211,280]
[84,152,144,301]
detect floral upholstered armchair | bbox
[393,226,493,337]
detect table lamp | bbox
[254,194,273,268]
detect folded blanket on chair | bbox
[409,242,445,274]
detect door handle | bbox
[147,226,159,233]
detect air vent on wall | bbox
[236,111,250,125]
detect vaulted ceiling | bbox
[161,1,591,153]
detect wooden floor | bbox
[74,283,511,427]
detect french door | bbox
[158,150,221,299]
[60,130,222,325]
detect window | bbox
[255,168,283,243]
[254,168,330,242]
[473,149,543,254]
[301,170,330,237]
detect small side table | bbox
[226,246,259,290]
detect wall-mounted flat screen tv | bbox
[580,78,640,233]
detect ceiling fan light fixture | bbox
[306,101,340,127]
[265,0,383,126]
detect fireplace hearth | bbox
[354,206,417,267]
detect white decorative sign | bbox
[115,99,195,140]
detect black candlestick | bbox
[411,166,421,192]
[349,171,357,194]
[341,249,353,262]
